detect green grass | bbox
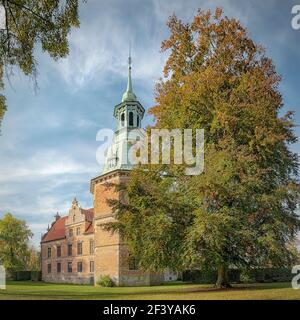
[0,281,299,300]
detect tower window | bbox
[137,115,139,127]
[121,113,125,126]
[129,112,134,126]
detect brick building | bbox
[41,56,164,286]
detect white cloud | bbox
[47,0,167,91]
[0,149,98,183]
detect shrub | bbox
[240,270,256,283]
[15,271,31,281]
[31,271,42,281]
[97,275,114,287]
[183,268,294,284]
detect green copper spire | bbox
[122,51,137,102]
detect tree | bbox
[0,213,33,271]
[0,0,82,129]
[106,8,300,288]
[25,246,40,271]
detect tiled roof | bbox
[41,216,68,243]
[84,222,94,234]
[41,208,95,243]
[82,208,94,222]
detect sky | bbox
[1,0,300,247]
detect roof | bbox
[82,208,94,222]
[41,216,68,243]
[84,222,94,234]
[41,208,94,243]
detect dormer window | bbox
[129,112,134,126]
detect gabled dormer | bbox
[66,198,85,225]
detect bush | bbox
[97,275,114,287]
[183,268,294,284]
[16,271,31,281]
[31,271,42,282]
[7,271,42,281]
[240,270,256,283]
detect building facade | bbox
[41,56,164,286]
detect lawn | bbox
[0,281,299,300]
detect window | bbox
[121,113,125,126]
[69,228,73,237]
[68,244,72,256]
[129,112,134,126]
[77,242,82,255]
[76,227,81,236]
[128,255,138,270]
[47,263,51,273]
[57,262,61,273]
[90,261,94,273]
[47,247,51,258]
[137,115,139,127]
[89,240,94,254]
[67,262,72,273]
[73,215,75,222]
[77,262,83,273]
[57,246,61,258]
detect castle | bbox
[41,56,165,286]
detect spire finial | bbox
[122,46,137,102]
[128,44,132,68]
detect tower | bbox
[102,53,145,174]
[91,55,162,286]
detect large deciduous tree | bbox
[107,8,300,288]
[0,0,82,128]
[0,213,33,271]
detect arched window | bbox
[129,112,134,126]
[137,115,140,127]
[121,113,125,126]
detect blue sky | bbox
[0,0,300,247]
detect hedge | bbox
[8,271,42,281]
[183,268,294,284]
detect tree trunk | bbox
[215,264,231,288]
